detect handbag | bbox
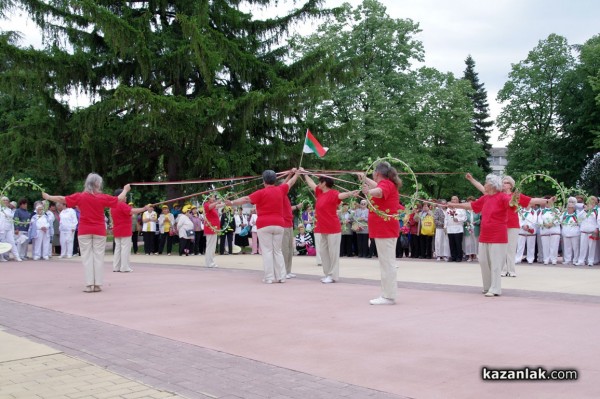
[186,229,195,238]
[239,225,251,237]
[306,244,316,256]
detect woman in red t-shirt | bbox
[451,174,549,297]
[202,195,224,268]
[302,171,359,284]
[110,189,147,273]
[359,162,401,305]
[226,169,300,284]
[43,173,130,293]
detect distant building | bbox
[488,147,507,176]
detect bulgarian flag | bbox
[303,129,328,158]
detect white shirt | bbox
[59,208,78,231]
[444,208,466,234]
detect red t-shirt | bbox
[110,202,132,238]
[368,179,400,238]
[249,185,289,229]
[314,187,341,234]
[282,194,294,228]
[470,192,531,243]
[203,202,220,235]
[507,193,531,228]
[65,192,118,236]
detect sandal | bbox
[83,286,93,293]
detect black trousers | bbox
[357,234,370,257]
[194,231,205,255]
[409,234,420,258]
[179,238,192,255]
[340,235,354,256]
[419,235,433,258]
[219,232,233,254]
[143,231,154,254]
[131,232,139,254]
[448,232,464,261]
[158,232,173,254]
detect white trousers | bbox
[15,231,29,259]
[204,234,218,267]
[541,234,560,264]
[374,238,398,300]
[562,235,579,264]
[318,233,341,280]
[434,228,449,258]
[113,236,133,272]
[257,225,285,282]
[502,228,519,274]
[515,235,536,264]
[282,227,294,274]
[78,234,106,287]
[577,233,597,265]
[60,230,75,257]
[314,233,322,265]
[479,243,507,295]
[32,230,49,259]
[536,233,544,262]
[0,229,20,260]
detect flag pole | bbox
[298,129,308,169]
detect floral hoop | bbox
[511,173,566,212]
[201,192,235,235]
[0,177,45,227]
[363,157,418,221]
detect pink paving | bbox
[1,259,598,399]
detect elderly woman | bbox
[29,202,51,261]
[359,161,402,305]
[302,171,359,284]
[203,195,224,268]
[561,201,580,265]
[467,174,527,275]
[157,205,175,255]
[226,169,300,283]
[576,196,598,266]
[43,173,130,292]
[110,190,146,272]
[450,174,548,297]
[295,225,313,255]
[177,205,195,256]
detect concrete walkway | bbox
[1,252,599,398]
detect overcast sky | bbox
[2,0,599,146]
[320,0,600,146]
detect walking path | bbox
[1,252,599,398]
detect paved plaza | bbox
[1,251,599,398]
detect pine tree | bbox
[0,0,327,198]
[463,55,493,174]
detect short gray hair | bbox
[485,174,502,191]
[84,173,103,194]
[502,175,515,188]
[262,170,277,185]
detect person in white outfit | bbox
[538,198,561,265]
[575,196,598,266]
[433,200,450,260]
[29,203,50,260]
[561,202,580,265]
[515,206,537,264]
[444,196,466,262]
[0,196,22,262]
[57,202,78,258]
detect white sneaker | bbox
[0,257,7,262]
[436,257,441,261]
[321,276,334,284]
[588,264,594,267]
[33,257,40,261]
[278,279,286,283]
[508,273,517,277]
[500,272,507,277]
[484,292,499,297]
[16,257,22,262]
[286,273,296,279]
[369,296,395,305]
[67,255,72,259]
[43,256,49,260]
[263,279,273,284]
